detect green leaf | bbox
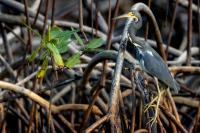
[55,35,70,53]
[37,57,48,78]
[56,41,71,54]
[49,38,58,45]
[74,32,84,46]
[44,27,74,46]
[53,30,77,40]
[65,52,81,69]
[28,45,42,62]
[71,27,84,46]
[46,43,64,67]
[50,29,77,54]
[50,27,62,39]
[86,38,104,49]
[39,50,49,60]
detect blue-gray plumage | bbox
[131,40,180,93]
[115,10,180,93]
[127,10,180,93]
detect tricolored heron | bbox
[115,10,180,125]
[115,10,180,93]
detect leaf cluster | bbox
[28,27,104,78]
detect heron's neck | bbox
[128,28,138,42]
[122,19,135,41]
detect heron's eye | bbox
[133,17,139,22]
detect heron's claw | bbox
[147,116,157,127]
[145,87,165,126]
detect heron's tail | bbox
[173,80,180,94]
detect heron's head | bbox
[114,10,142,31]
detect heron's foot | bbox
[144,96,158,112]
[147,116,157,127]
[144,90,165,126]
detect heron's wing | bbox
[141,46,178,90]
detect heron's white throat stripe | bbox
[128,34,133,43]
[127,34,142,48]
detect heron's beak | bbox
[113,12,138,20]
[113,14,130,20]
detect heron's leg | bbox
[144,77,165,126]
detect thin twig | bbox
[0,54,16,79]
[0,81,57,112]
[79,0,88,41]
[173,96,199,108]
[166,0,179,57]
[0,0,44,20]
[160,105,188,133]
[51,0,56,27]
[58,114,77,133]
[169,66,200,75]
[80,82,102,132]
[186,0,193,65]
[0,23,13,62]
[32,0,43,27]
[130,69,136,133]
[166,89,180,122]
[42,0,49,36]
[24,0,32,53]
[85,114,110,133]
[144,0,151,40]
